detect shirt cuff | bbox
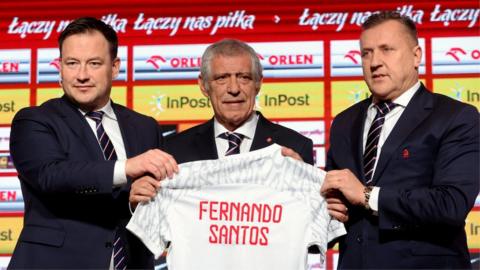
[368,186,380,213]
[113,160,128,187]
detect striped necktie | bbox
[85,111,127,270]
[363,101,397,185]
[219,132,245,156]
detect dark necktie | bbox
[363,101,397,185]
[219,132,245,156]
[85,111,126,270]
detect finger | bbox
[328,209,349,223]
[281,147,303,161]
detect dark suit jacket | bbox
[327,85,479,269]
[165,112,314,165]
[9,96,156,269]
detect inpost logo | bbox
[0,217,22,254]
[434,78,480,110]
[257,82,323,118]
[0,89,29,124]
[465,211,480,249]
[134,85,213,121]
[331,81,370,116]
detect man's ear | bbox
[198,75,209,97]
[413,45,422,69]
[112,57,120,79]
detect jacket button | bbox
[356,236,363,243]
[105,242,112,248]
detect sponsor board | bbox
[0,89,29,125]
[37,47,128,83]
[178,123,200,132]
[36,87,127,106]
[432,37,480,74]
[134,41,323,80]
[134,82,323,121]
[0,49,30,84]
[307,253,325,270]
[0,256,11,269]
[0,153,15,174]
[0,177,23,212]
[0,128,10,152]
[133,85,213,121]
[0,216,22,254]
[331,81,370,116]
[466,210,480,249]
[330,39,425,77]
[313,146,325,168]
[258,82,324,118]
[433,78,480,110]
[275,120,324,145]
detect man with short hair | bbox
[130,39,315,203]
[9,17,177,269]
[321,11,479,269]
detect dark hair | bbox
[200,38,263,90]
[58,17,118,60]
[362,11,418,45]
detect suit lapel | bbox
[113,103,137,158]
[373,86,433,184]
[193,119,218,160]
[250,112,275,151]
[57,96,105,160]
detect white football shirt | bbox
[127,144,345,270]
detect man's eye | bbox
[238,75,252,83]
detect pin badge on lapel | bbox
[402,148,409,159]
[266,137,272,144]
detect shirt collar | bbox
[214,111,259,140]
[369,81,421,110]
[79,100,117,121]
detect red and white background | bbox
[0,0,478,268]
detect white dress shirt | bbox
[214,112,259,158]
[363,82,420,211]
[81,100,128,187]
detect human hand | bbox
[321,169,365,206]
[324,190,349,223]
[129,175,160,208]
[281,146,303,162]
[125,149,178,180]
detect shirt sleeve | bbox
[126,194,169,259]
[113,160,128,187]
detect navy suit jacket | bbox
[327,85,479,269]
[9,96,157,268]
[165,112,314,165]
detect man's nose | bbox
[370,50,382,69]
[76,64,90,82]
[227,76,240,94]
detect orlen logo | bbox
[344,50,361,64]
[146,55,167,71]
[49,57,60,70]
[258,53,313,65]
[445,47,480,62]
[146,55,202,71]
[0,61,20,73]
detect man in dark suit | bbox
[9,17,177,269]
[130,38,313,205]
[321,11,479,269]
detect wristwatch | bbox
[364,186,373,210]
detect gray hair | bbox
[200,39,263,90]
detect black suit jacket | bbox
[165,112,314,165]
[9,96,156,268]
[327,85,479,269]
